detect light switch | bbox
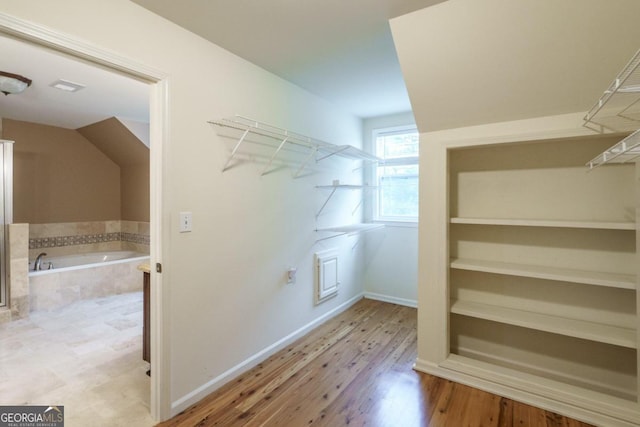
[179,211,192,233]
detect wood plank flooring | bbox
[157,299,594,427]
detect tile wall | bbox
[29,220,150,259]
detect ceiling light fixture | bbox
[0,71,32,96]
[50,79,85,93]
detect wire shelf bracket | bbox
[209,115,381,176]
[586,128,640,170]
[315,184,377,218]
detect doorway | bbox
[0,16,168,422]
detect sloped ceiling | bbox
[77,117,149,167]
[130,0,446,118]
[390,0,640,132]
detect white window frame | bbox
[372,125,419,224]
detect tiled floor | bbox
[0,292,154,426]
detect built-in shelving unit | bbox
[209,115,380,176]
[417,132,640,426]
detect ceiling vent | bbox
[50,79,85,93]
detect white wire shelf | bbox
[209,115,380,176]
[586,128,640,170]
[315,223,384,241]
[584,49,640,132]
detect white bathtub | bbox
[28,250,150,312]
[29,250,149,275]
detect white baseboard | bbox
[171,292,364,415]
[364,292,417,308]
[414,356,640,427]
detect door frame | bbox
[0,12,171,421]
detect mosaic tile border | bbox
[29,232,150,249]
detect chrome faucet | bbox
[34,252,47,271]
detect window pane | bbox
[376,131,419,160]
[378,164,419,218]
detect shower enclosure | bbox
[0,140,13,307]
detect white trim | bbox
[171,293,364,415]
[364,292,417,308]
[414,357,640,427]
[149,79,171,422]
[0,13,170,422]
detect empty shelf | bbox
[450,258,636,290]
[450,217,635,230]
[450,299,636,349]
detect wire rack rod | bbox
[586,128,640,170]
[584,49,640,132]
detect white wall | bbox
[362,112,418,307]
[0,1,366,418]
[390,0,640,132]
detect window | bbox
[373,126,419,222]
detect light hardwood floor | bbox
[158,299,594,427]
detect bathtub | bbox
[28,250,150,312]
[29,250,149,275]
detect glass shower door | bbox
[0,140,13,307]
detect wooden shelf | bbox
[450,258,636,290]
[450,217,635,230]
[451,299,636,349]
